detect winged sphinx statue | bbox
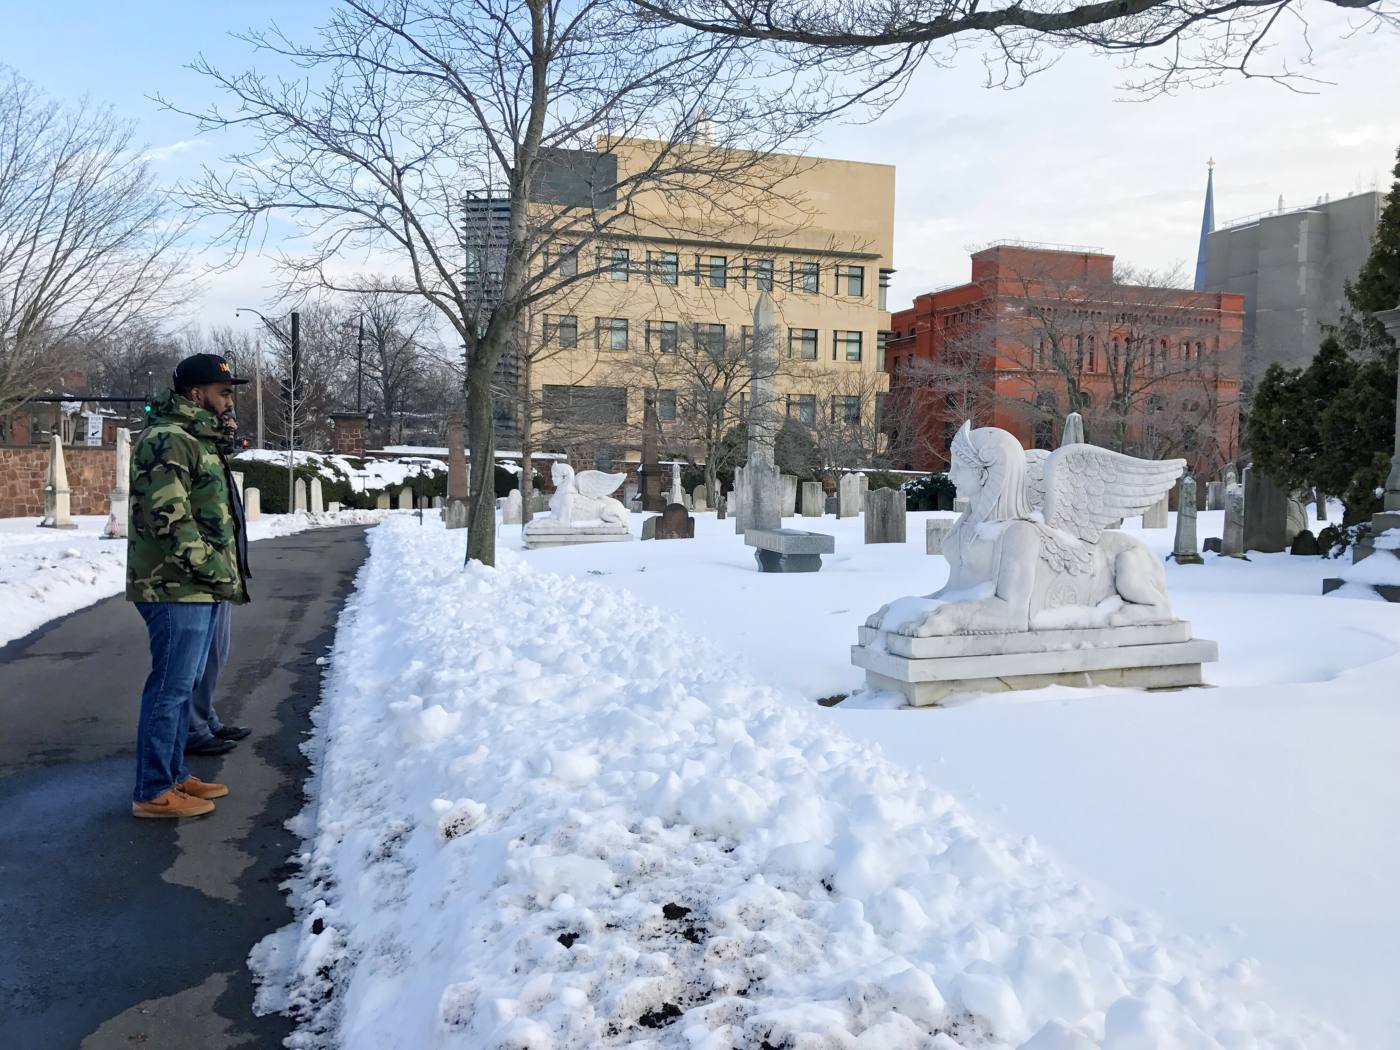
[868,423,1185,637]
[546,463,628,527]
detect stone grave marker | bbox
[244,487,261,522]
[800,481,823,517]
[779,474,798,517]
[294,478,309,513]
[692,484,708,512]
[310,478,325,514]
[1171,475,1203,564]
[838,474,861,518]
[327,501,341,513]
[1243,467,1287,553]
[397,487,413,510]
[1221,484,1246,557]
[502,489,523,524]
[864,487,906,544]
[445,500,468,529]
[926,518,953,555]
[655,503,695,539]
[102,427,131,539]
[376,491,391,511]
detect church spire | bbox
[1194,159,1215,291]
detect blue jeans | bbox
[187,602,231,745]
[133,602,218,802]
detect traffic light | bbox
[143,401,152,416]
[238,437,251,449]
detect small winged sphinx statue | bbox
[868,423,1185,637]
[546,463,628,527]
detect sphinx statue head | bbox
[949,422,1032,525]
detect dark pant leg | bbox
[187,601,231,743]
[133,603,218,802]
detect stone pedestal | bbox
[745,527,835,573]
[800,481,823,517]
[310,478,325,514]
[523,520,632,550]
[864,488,906,544]
[926,518,953,555]
[244,487,261,522]
[376,492,391,511]
[852,621,1218,707]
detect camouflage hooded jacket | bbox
[126,390,250,604]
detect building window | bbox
[740,325,752,353]
[545,314,578,348]
[790,328,818,360]
[659,389,677,421]
[598,317,628,351]
[834,395,861,424]
[697,322,725,354]
[604,247,628,281]
[754,259,774,291]
[649,251,678,285]
[788,393,816,425]
[792,261,819,294]
[878,268,893,311]
[707,255,727,289]
[543,385,627,425]
[556,246,578,278]
[1075,334,1084,371]
[877,330,891,372]
[835,330,863,362]
[647,320,678,354]
[840,265,865,297]
[1087,335,1096,372]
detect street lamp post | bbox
[236,307,300,509]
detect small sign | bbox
[84,413,104,447]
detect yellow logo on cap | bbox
[218,362,230,373]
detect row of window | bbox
[544,315,874,361]
[545,246,879,301]
[540,386,868,427]
[1029,334,1215,373]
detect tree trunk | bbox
[520,354,535,526]
[464,342,498,566]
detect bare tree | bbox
[634,0,1397,97]
[349,285,438,446]
[174,0,823,565]
[0,68,187,430]
[796,364,903,472]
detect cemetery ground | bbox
[251,509,1397,1050]
[2,506,1397,1047]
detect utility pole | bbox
[288,310,300,511]
[356,313,365,412]
[254,343,265,449]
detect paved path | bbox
[0,526,370,1050]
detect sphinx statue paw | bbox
[900,604,960,637]
[864,603,892,630]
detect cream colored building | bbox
[516,139,895,458]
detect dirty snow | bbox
[255,514,1373,1049]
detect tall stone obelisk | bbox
[102,427,130,539]
[744,289,782,533]
[39,434,77,530]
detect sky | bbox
[2,0,1397,328]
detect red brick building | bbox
[885,244,1244,475]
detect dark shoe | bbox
[213,725,251,741]
[185,736,237,756]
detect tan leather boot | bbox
[132,788,215,819]
[176,775,229,800]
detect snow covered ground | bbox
[0,509,392,648]
[258,508,1399,1048]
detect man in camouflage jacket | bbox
[127,354,251,818]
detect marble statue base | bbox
[523,519,632,550]
[851,621,1218,707]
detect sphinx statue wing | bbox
[575,470,626,499]
[1043,444,1185,542]
[1023,449,1051,514]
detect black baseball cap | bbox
[173,353,249,389]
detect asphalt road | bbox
[0,526,370,1050]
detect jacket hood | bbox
[149,389,227,444]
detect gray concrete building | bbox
[1204,191,1385,387]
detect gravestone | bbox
[397,486,413,510]
[800,481,823,517]
[926,518,953,555]
[864,487,906,544]
[310,478,325,514]
[1221,484,1246,558]
[102,427,131,539]
[244,487,261,522]
[1290,529,1320,556]
[1142,494,1168,529]
[445,500,468,529]
[1223,464,1238,490]
[1060,411,1085,446]
[668,462,685,507]
[641,515,658,540]
[1243,467,1288,553]
[531,491,548,513]
[716,495,726,520]
[502,488,523,524]
[838,474,861,518]
[1171,475,1203,564]
[1284,495,1308,546]
[294,478,309,514]
[432,496,444,509]
[731,464,747,533]
[39,435,78,529]
[655,503,695,540]
[692,485,708,512]
[1205,481,1224,511]
[858,473,868,511]
[623,482,639,509]
[779,474,798,517]
[825,496,839,515]
[952,496,971,515]
[327,501,341,513]
[376,491,391,511]
[1203,536,1221,553]
[418,496,430,511]
[446,421,468,502]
